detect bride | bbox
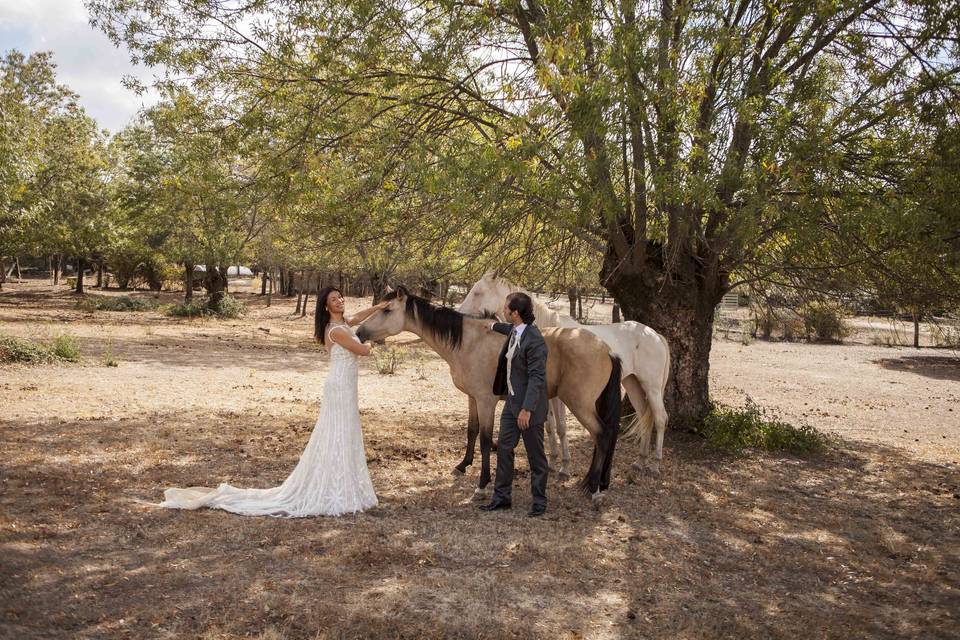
[159,287,386,517]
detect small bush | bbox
[166,299,208,318]
[801,303,849,343]
[49,334,81,362]
[374,346,407,375]
[0,336,56,363]
[166,295,244,319]
[79,295,157,312]
[101,342,119,367]
[211,294,244,319]
[932,324,960,349]
[698,399,831,454]
[0,334,81,364]
[750,306,804,341]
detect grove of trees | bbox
[2,0,958,427]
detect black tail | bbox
[597,355,622,435]
[580,355,623,494]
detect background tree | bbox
[89,0,959,425]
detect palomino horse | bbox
[356,287,623,500]
[459,273,671,474]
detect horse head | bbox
[356,286,409,343]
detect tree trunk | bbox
[267,268,274,307]
[204,266,228,310]
[260,269,268,295]
[53,255,61,286]
[184,263,194,301]
[97,262,104,288]
[913,310,921,349]
[75,258,85,294]
[612,304,621,323]
[577,291,584,322]
[441,279,450,306]
[603,243,726,430]
[301,271,311,318]
[0,258,6,290]
[294,270,305,315]
[368,271,391,304]
[568,287,577,319]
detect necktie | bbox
[506,328,518,396]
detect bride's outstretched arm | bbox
[329,326,374,356]
[346,300,389,326]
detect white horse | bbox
[459,273,671,474]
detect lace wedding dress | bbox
[159,324,378,517]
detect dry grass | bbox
[1,281,958,639]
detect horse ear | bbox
[396,285,409,297]
[385,284,394,294]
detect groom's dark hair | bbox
[507,292,535,324]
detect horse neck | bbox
[402,317,457,364]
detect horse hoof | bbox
[558,471,570,482]
[473,488,489,501]
[631,461,645,473]
[591,491,605,509]
[452,467,465,477]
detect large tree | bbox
[90,0,959,426]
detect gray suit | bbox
[491,322,549,508]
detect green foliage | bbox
[801,304,850,343]
[78,295,157,312]
[698,399,831,455]
[166,299,208,318]
[373,346,407,375]
[0,335,56,363]
[49,334,81,362]
[166,295,244,319]
[0,334,80,364]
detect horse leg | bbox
[454,397,479,476]
[557,401,571,480]
[582,433,609,507]
[474,399,497,499]
[651,395,669,475]
[638,376,668,476]
[545,403,561,473]
[622,376,654,475]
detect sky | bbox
[0,0,159,133]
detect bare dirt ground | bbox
[1,280,958,640]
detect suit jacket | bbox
[491,322,549,424]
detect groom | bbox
[480,292,549,518]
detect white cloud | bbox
[0,0,160,133]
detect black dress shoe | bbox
[527,506,546,518]
[479,500,511,511]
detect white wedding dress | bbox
[159,324,378,517]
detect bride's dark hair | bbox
[315,286,343,344]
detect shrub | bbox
[374,346,407,374]
[698,399,831,454]
[0,336,55,363]
[211,294,244,319]
[750,306,804,341]
[801,303,849,343]
[165,295,244,319]
[0,334,81,364]
[932,324,960,348]
[48,334,81,362]
[79,295,157,312]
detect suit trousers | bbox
[492,405,548,508]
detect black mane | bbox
[384,289,464,349]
